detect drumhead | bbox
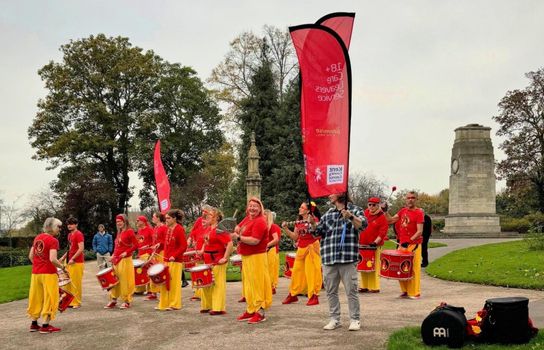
[286,252,297,258]
[133,259,145,267]
[96,267,113,276]
[183,250,197,256]
[188,264,211,272]
[229,254,242,261]
[381,249,413,257]
[148,263,166,276]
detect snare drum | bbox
[182,249,201,270]
[96,267,119,290]
[57,268,71,287]
[229,254,242,267]
[58,288,74,312]
[133,259,150,286]
[188,264,214,288]
[357,245,377,272]
[147,263,169,285]
[284,252,296,278]
[380,249,414,280]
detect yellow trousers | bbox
[201,263,227,312]
[158,262,183,310]
[399,244,422,297]
[110,257,135,303]
[27,274,59,321]
[267,249,279,289]
[359,247,381,291]
[288,241,322,298]
[64,262,84,306]
[242,253,272,313]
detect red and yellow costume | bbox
[359,209,388,291]
[110,228,138,303]
[158,223,187,310]
[396,207,424,297]
[288,221,322,301]
[135,223,154,293]
[200,227,232,313]
[27,233,60,321]
[149,224,167,293]
[189,217,206,299]
[267,223,280,291]
[63,229,84,307]
[239,214,272,314]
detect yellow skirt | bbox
[201,263,227,312]
[288,241,322,298]
[158,261,183,310]
[27,273,59,321]
[242,252,272,313]
[110,257,135,303]
[267,249,279,289]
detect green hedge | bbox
[0,248,97,268]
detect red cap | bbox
[116,214,127,223]
[137,215,148,225]
[368,197,380,204]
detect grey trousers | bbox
[96,252,111,270]
[323,262,360,321]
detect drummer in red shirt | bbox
[200,208,234,315]
[147,212,167,301]
[135,215,154,294]
[59,217,85,308]
[187,206,211,300]
[156,209,187,311]
[27,217,65,333]
[358,197,389,293]
[384,191,424,299]
[231,197,272,324]
[104,214,139,309]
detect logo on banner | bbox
[160,199,170,211]
[314,167,323,183]
[327,165,344,185]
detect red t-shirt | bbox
[189,217,207,250]
[296,221,319,248]
[153,225,167,252]
[164,224,188,262]
[397,207,424,244]
[137,226,154,256]
[203,227,232,264]
[268,223,281,253]
[238,215,268,255]
[32,233,59,274]
[113,229,138,258]
[68,230,85,263]
[359,210,389,246]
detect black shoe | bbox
[182,281,189,288]
[421,262,428,267]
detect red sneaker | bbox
[190,296,201,301]
[145,294,157,301]
[368,290,380,293]
[119,302,130,309]
[39,325,61,334]
[247,312,266,324]
[272,287,276,295]
[399,292,408,298]
[104,301,117,309]
[358,288,369,293]
[281,294,298,304]
[209,310,226,315]
[306,295,319,306]
[238,296,246,303]
[200,309,210,313]
[30,323,40,332]
[237,311,254,321]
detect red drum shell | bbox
[229,254,242,267]
[357,245,377,272]
[147,263,169,285]
[133,259,150,286]
[188,264,214,288]
[58,288,74,312]
[284,252,296,278]
[96,267,119,290]
[379,249,414,280]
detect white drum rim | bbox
[133,259,146,267]
[188,264,211,272]
[96,267,113,276]
[286,252,297,258]
[148,263,166,275]
[229,254,242,261]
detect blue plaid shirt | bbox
[314,203,367,265]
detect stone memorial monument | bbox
[444,124,501,235]
[246,132,262,201]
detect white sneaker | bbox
[349,319,361,331]
[323,319,341,330]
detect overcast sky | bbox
[1,0,543,210]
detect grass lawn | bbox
[426,240,544,290]
[0,265,32,303]
[387,326,544,350]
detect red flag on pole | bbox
[316,12,355,49]
[154,140,171,213]
[290,18,354,198]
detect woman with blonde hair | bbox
[199,208,234,315]
[264,210,280,294]
[104,214,138,309]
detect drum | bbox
[357,245,377,272]
[229,254,242,267]
[58,288,74,312]
[284,252,296,278]
[182,249,201,270]
[380,249,414,280]
[188,264,214,288]
[96,267,119,290]
[147,263,169,285]
[57,268,71,287]
[133,259,150,286]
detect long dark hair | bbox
[167,209,184,225]
[298,201,321,221]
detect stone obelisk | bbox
[444,124,501,235]
[246,132,262,201]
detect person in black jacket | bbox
[421,214,432,267]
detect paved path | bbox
[1,238,542,350]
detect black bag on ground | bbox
[421,303,467,348]
[479,296,534,344]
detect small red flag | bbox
[154,140,171,213]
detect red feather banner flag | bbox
[289,13,355,198]
[316,12,355,49]
[154,140,171,213]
